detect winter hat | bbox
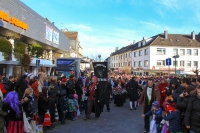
[69,75,74,81]
[152,101,159,108]
[74,94,78,99]
[62,76,67,82]
[185,85,195,94]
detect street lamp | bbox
[98,54,101,62]
[172,55,180,75]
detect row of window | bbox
[155,60,198,67]
[134,49,148,57]
[112,61,131,67]
[158,48,198,56]
[112,52,132,61]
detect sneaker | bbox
[144,130,149,133]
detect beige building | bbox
[110,45,133,73]
[63,30,83,58]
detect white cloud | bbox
[65,24,92,32]
[153,0,179,11]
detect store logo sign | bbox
[0,10,28,30]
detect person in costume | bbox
[2,92,23,133]
[126,77,140,110]
[138,77,161,133]
[84,76,102,120]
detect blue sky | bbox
[21,0,200,60]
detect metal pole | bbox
[175,57,176,75]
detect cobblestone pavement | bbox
[46,100,144,133]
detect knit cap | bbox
[152,101,159,108]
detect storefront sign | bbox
[152,66,184,71]
[53,31,59,44]
[0,10,28,30]
[46,25,53,42]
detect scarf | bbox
[147,86,153,105]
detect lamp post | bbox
[172,55,180,75]
[98,54,101,62]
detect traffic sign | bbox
[166,58,171,66]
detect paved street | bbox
[46,100,144,133]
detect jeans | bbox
[190,131,196,133]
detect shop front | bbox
[0,0,70,77]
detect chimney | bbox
[115,47,118,51]
[164,30,168,39]
[191,31,195,40]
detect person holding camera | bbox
[176,80,195,133]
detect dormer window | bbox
[138,42,141,47]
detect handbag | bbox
[23,110,32,132]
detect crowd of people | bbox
[110,74,200,133]
[0,71,200,133]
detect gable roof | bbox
[151,33,200,47]
[63,32,78,39]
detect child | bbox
[164,106,182,133]
[74,94,79,119]
[142,101,162,133]
[59,90,68,124]
[22,88,34,122]
[68,94,75,121]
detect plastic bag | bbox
[77,109,80,116]
[161,123,169,133]
[30,120,36,133]
[150,119,157,133]
[23,111,32,132]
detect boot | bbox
[129,101,133,110]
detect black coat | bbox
[48,96,56,123]
[38,95,48,115]
[7,81,15,92]
[75,81,83,101]
[176,95,190,113]
[126,79,139,101]
[184,95,200,133]
[2,102,23,121]
[22,95,34,119]
[164,110,183,132]
[59,97,68,112]
[67,80,75,96]
[101,82,112,105]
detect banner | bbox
[53,31,59,44]
[46,25,53,41]
[92,62,108,82]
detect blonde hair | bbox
[39,73,47,86]
[50,76,57,83]
[23,88,33,98]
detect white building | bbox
[132,31,200,75]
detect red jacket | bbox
[0,83,6,94]
[158,83,168,97]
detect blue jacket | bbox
[145,108,162,124]
[164,110,182,132]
